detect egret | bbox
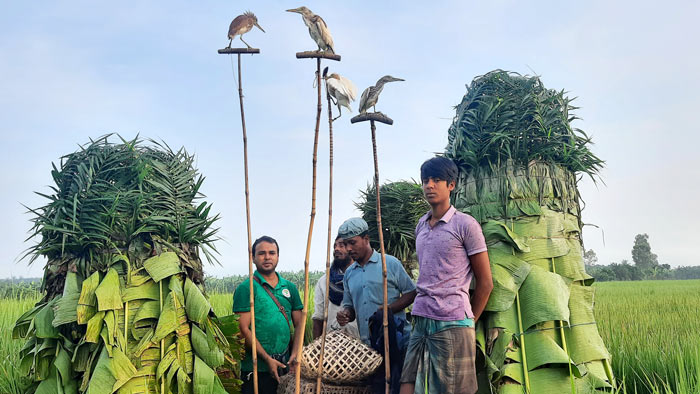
[227,11,265,49]
[358,75,405,114]
[286,6,335,53]
[323,68,357,120]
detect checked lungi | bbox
[400,316,477,394]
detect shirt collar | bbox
[347,250,381,271]
[421,205,457,224]
[254,270,280,288]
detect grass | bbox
[1,280,698,393]
[594,280,700,393]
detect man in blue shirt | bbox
[336,217,416,345]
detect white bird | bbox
[286,6,335,53]
[358,75,405,114]
[324,68,357,121]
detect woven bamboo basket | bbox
[277,375,371,394]
[300,330,382,383]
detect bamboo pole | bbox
[236,52,259,394]
[315,71,335,394]
[370,120,391,394]
[295,57,322,394]
[551,258,576,394]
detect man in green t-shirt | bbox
[233,236,304,394]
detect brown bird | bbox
[227,11,265,49]
[286,6,334,53]
[358,76,404,114]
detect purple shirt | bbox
[412,206,487,321]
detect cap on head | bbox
[338,217,368,240]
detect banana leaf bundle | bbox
[13,135,244,393]
[446,71,613,393]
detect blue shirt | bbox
[342,250,416,344]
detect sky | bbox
[1,1,699,279]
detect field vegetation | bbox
[0,279,697,393]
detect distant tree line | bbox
[204,270,324,294]
[585,233,700,282]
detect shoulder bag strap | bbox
[252,276,293,331]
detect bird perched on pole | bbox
[358,76,405,114]
[227,11,265,49]
[323,67,357,120]
[286,6,335,53]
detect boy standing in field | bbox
[399,157,493,394]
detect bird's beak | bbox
[392,77,405,82]
[286,8,301,13]
[255,22,265,33]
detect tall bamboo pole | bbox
[295,57,322,394]
[370,120,391,394]
[315,72,335,394]
[236,53,260,394]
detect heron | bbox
[286,6,334,53]
[358,76,405,114]
[227,11,265,49]
[323,67,357,121]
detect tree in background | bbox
[632,233,659,271]
[583,249,599,267]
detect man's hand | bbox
[264,355,286,382]
[336,308,354,326]
[288,352,300,374]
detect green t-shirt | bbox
[232,270,303,372]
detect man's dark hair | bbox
[252,235,279,255]
[420,156,458,185]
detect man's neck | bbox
[259,271,278,287]
[356,249,373,267]
[430,201,452,223]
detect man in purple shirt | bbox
[400,157,493,394]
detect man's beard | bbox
[331,256,352,271]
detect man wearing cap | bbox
[335,217,416,347]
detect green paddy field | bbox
[1,280,698,394]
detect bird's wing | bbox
[312,15,334,52]
[358,87,371,112]
[228,15,245,37]
[337,75,358,101]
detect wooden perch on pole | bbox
[218,48,260,394]
[218,47,261,54]
[351,112,394,125]
[296,50,341,61]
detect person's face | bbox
[422,176,455,205]
[253,241,279,275]
[343,235,369,262]
[333,238,349,262]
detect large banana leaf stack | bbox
[13,136,244,393]
[446,70,612,393]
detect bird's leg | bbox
[227,38,232,49]
[373,105,377,113]
[240,36,252,49]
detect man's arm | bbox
[388,257,417,314]
[312,318,324,339]
[387,289,416,314]
[469,251,493,322]
[237,311,286,381]
[289,309,305,371]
